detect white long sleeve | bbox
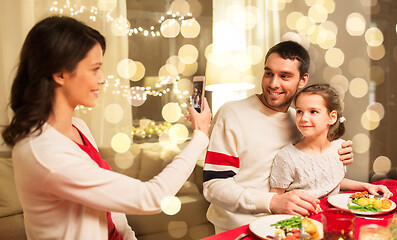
[203,95,300,230]
[12,117,209,240]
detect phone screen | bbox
[192,77,205,113]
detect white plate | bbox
[327,193,396,215]
[249,214,323,240]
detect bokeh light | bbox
[111,16,130,36]
[296,16,316,35]
[323,0,336,13]
[168,124,189,144]
[114,151,135,169]
[169,0,190,16]
[373,156,392,174]
[349,78,368,98]
[361,110,380,130]
[320,21,338,35]
[178,44,198,64]
[179,61,198,76]
[159,64,179,83]
[181,18,201,38]
[117,59,136,79]
[187,0,202,17]
[365,27,384,47]
[104,104,124,124]
[318,28,337,49]
[348,57,368,77]
[367,44,385,60]
[166,55,182,73]
[325,48,344,68]
[162,102,182,123]
[352,133,370,154]
[286,12,304,30]
[161,196,182,215]
[168,221,188,238]
[305,0,318,6]
[111,133,131,153]
[346,13,366,36]
[308,5,328,23]
[161,19,180,38]
[129,61,145,81]
[329,74,349,94]
[367,102,385,120]
[176,78,193,95]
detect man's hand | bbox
[269,190,320,216]
[339,140,354,165]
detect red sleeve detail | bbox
[205,151,240,168]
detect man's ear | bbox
[52,72,65,86]
[298,73,309,89]
[329,110,338,125]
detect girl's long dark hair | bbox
[294,84,345,141]
[2,16,106,147]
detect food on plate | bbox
[348,191,393,211]
[302,218,320,239]
[270,216,320,239]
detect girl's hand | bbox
[339,140,354,165]
[366,184,393,199]
[186,97,212,136]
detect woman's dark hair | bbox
[2,16,106,147]
[265,40,310,79]
[294,84,345,141]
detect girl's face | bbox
[59,43,105,108]
[295,93,337,139]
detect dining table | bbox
[201,178,397,240]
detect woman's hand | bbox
[339,140,354,165]
[186,97,212,136]
[366,184,393,199]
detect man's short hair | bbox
[265,41,310,78]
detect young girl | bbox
[1,16,211,240]
[270,84,392,199]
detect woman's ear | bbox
[52,72,65,86]
[329,110,338,125]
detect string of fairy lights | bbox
[49,1,195,38]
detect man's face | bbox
[260,53,308,112]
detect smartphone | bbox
[191,76,206,113]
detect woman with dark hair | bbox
[2,16,211,240]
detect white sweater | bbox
[270,139,346,199]
[12,117,209,240]
[203,95,301,230]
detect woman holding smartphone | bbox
[2,16,211,240]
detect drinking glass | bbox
[359,224,392,240]
[321,208,355,240]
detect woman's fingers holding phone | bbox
[187,97,212,136]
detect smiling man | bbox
[202,41,355,233]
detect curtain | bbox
[208,0,280,114]
[0,0,131,149]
